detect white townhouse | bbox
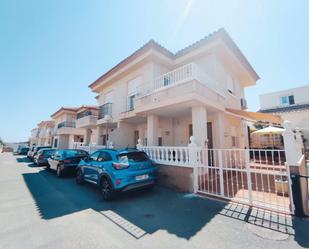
[29,128,39,147]
[259,85,309,147]
[87,29,275,150]
[51,107,86,149]
[29,121,54,147]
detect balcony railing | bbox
[99,103,112,120]
[57,121,76,129]
[77,110,94,119]
[137,63,195,97]
[136,62,225,99]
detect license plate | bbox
[135,174,149,181]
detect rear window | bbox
[118,152,148,162]
[64,150,88,157]
[43,150,55,156]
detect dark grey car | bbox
[34,149,56,166]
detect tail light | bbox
[112,162,129,170]
[39,155,44,159]
[63,159,71,164]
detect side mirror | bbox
[84,156,89,162]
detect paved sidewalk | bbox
[0,152,309,249]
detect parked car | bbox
[1,147,14,153]
[76,149,157,200]
[18,147,29,155]
[27,146,35,158]
[29,146,52,160]
[47,149,88,177]
[34,148,56,166]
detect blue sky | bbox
[0,0,308,142]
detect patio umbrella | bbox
[252,126,285,135]
[252,126,285,149]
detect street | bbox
[0,152,308,249]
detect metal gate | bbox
[196,149,294,214]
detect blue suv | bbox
[76,149,157,200]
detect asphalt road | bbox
[0,152,309,249]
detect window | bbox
[127,76,142,111]
[128,95,135,111]
[98,151,112,162]
[118,152,148,163]
[227,77,235,94]
[64,150,88,157]
[104,91,113,104]
[89,151,100,161]
[280,95,295,106]
[158,137,162,146]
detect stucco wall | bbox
[260,85,309,110]
[157,165,194,193]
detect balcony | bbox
[57,121,76,129]
[137,63,196,97]
[98,103,112,120]
[76,115,98,128]
[132,63,226,113]
[55,121,84,136]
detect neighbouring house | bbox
[51,107,86,149]
[75,105,99,145]
[259,85,309,147]
[88,28,278,150]
[29,121,55,147]
[29,128,40,147]
[37,120,55,146]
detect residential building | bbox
[29,128,39,147]
[259,85,309,147]
[75,105,99,145]
[51,107,85,149]
[37,120,55,146]
[88,28,266,149]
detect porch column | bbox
[215,112,225,149]
[68,134,74,149]
[96,126,103,145]
[147,114,159,146]
[192,106,207,147]
[84,129,91,145]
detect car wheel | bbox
[76,169,84,185]
[100,177,115,201]
[56,165,63,178]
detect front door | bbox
[207,122,213,149]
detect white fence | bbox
[140,146,191,167]
[138,141,293,214]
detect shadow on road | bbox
[18,158,309,245]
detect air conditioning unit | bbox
[240,98,247,110]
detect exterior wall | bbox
[280,111,309,146]
[97,61,160,121]
[92,39,255,149]
[157,165,194,192]
[260,85,309,110]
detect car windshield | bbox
[64,150,88,158]
[118,152,148,163]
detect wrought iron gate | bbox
[195,149,294,214]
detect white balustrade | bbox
[139,146,191,167]
[137,63,195,97]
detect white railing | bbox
[139,143,292,213]
[140,146,191,167]
[136,62,227,99]
[137,63,195,96]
